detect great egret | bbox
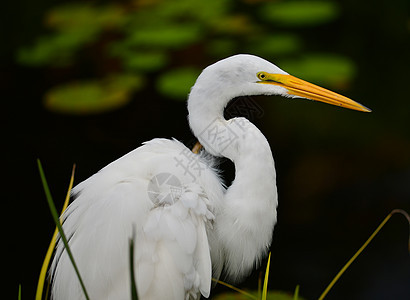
[50,54,370,300]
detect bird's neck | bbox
[217,119,278,279]
[188,87,236,158]
[190,109,278,280]
[188,85,276,182]
[188,88,277,206]
[188,88,269,162]
[188,90,278,279]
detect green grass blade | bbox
[37,159,90,300]
[36,164,75,300]
[293,284,300,300]
[129,232,138,300]
[18,284,21,300]
[211,278,257,299]
[262,252,271,300]
[318,209,410,300]
[212,252,272,300]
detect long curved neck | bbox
[188,90,278,280]
[217,118,278,279]
[188,85,228,156]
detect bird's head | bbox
[189,54,370,113]
[188,54,370,157]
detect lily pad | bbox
[279,54,356,87]
[157,68,200,100]
[122,51,168,72]
[17,3,125,66]
[44,74,144,114]
[125,25,202,49]
[248,33,302,57]
[261,1,339,27]
[46,3,125,31]
[206,39,237,57]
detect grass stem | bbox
[35,164,75,300]
[37,160,89,300]
[211,278,257,299]
[318,209,410,300]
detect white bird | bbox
[50,54,370,300]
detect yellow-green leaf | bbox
[261,1,339,26]
[279,54,356,87]
[249,34,302,57]
[157,68,200,100]
[44,74,144,114]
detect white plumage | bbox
[51,54,369,300]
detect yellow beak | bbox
[258,73,371,112]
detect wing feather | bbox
[51,139,224,300]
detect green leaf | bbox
[248,34,302,57]
[44,74,144,114]
[262,252,271,300]
[46,3,125,31]
[17,27,100,67]
[209,15,257,35]
[157,68,200,100]
[36,165,75,300]
[17,35,83,66]
[137,0,230,25]
[261,1,339,26]
[123,52,168,72]
[17,3,125,66]
[125,25,202,49]
[206,39,237,57]
[279,54,356,87]
[37,160,90,300]
[293,285,300,300]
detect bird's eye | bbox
[257,72,267,81]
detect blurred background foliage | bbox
[17,0,353,113]
[4,0,410,299]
